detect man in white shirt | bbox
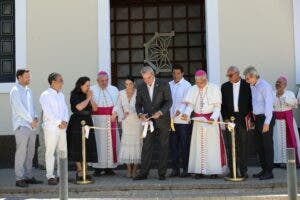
[168,64,191,178]
[10,69,43,187]
[40,72,68,185]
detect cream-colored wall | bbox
[0,0,98,135]
[218,0,300,124]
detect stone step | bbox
[0,167,299,199]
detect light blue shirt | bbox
[251,79,274,125]
[10,83,37,131]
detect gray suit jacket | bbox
[135,78,172,129]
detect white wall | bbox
[0,0,99,135]
[218,0,299,123]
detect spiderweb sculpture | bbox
[144,31,175,74]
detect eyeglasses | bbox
[55,79,64,83]
[226,72,237,78]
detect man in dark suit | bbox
[134,66,172,181]
[221,66,252,179]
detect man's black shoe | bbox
[16,180,28,188]
[195,174,204,179]
[159,175,166,180]
[48,178,58,185]
[259,172,274,180]
[253,170,265,178]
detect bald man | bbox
[91,71,120,176]
[273,76,300,166]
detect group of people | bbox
[10,64,300,188]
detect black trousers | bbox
[224,115,248,175]
[139,125,169,176]
[254,114,275,172]
[169,123,192,172]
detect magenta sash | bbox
[273,110,299,164]
[194,112,227,167]
[92,106,117,163]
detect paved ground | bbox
[0,167,299,199]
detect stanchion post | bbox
[59,150,68,200]
[224,116,244,181]
[287,148,297,200]
[76,120,92,184]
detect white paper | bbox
[227,122,236,132]
[84,125,90,139]
[141,121,154,138]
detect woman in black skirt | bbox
[67,77,98,181]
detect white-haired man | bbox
[182,70,227,179]
[273,76,300,166]
[243,66,275,180]
[134,66,172,181]
[221,66,252,179]
[91,70,120,176]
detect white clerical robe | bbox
[184,83,227,175]
[91,84,120,168]
[273,90,300,164]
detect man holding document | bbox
[134,66,172,181]
[181,70,227,179]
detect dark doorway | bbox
[110,0,206,88]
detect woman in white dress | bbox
[273,76,300,166]
[117,76,143,177]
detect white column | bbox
[205,0,221,85]
[97,0,112,80]
[294,0,300,84]
[0,0,27,93]
[15,0,27,68]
